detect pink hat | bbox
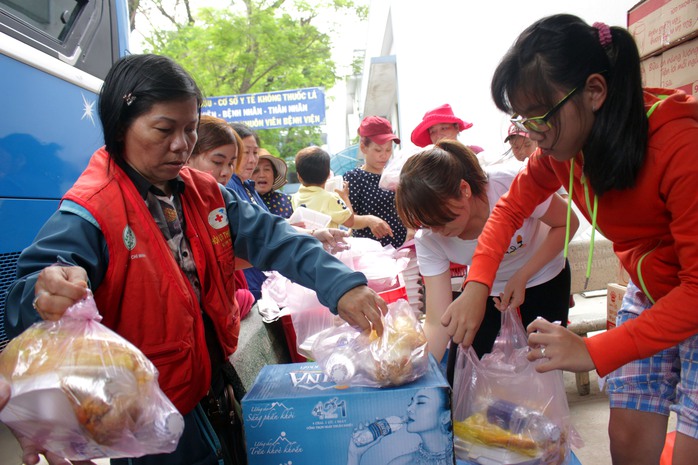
[410,104,473,147]
[358,116,401,145]
[504,123,530,142]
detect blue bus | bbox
[0,0,130,350]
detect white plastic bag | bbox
[378,146,424,191]
[311,299,428,387]
[452,309,582,465]
[0,291,184,460]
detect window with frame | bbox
[0,0,85,43]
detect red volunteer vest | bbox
[63,148,239,414]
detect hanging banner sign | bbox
[201,87,325,130]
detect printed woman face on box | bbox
[405,388,450,434]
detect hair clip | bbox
[123,92,136,106]
[593,22,612,48]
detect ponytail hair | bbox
[491,14,647,195]
[396,139,487,229]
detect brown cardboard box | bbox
[641,55,663,87]
[628,0,698,58]
[640,36,698,96]
[660,36,698,96]
[607,283,627,330]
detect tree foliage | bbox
[134,0,366,162]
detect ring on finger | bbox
[32,290,49,312]
[540,346,547,358]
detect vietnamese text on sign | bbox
[201,87,326,130]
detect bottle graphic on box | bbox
[352,416,405,446]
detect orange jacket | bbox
[64,148,239,413]
[467,89,698,376]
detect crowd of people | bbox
[2,12,697,465]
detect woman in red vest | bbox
[4,54,386,465]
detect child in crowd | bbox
[252,149,293,218]
[504,123,538,162]
[293,146,389,234]
[343,116,412,248]
[454,15,698,465]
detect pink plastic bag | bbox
[311,299,428,387]
[452,309,582,465]
[0,291,184,460]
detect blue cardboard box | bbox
[242,355,453,464]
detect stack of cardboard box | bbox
[628,0,698,96]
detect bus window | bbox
[1,0,83,42]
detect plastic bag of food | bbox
[311,299,428,387]
[0,291,184,460]
[452,309,581,465]
[378,146,422,191]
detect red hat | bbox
[410,104,473,147]
[358,116,401,145]
[504,123,530,142]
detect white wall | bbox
[354,0,635,159]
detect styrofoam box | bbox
[242,355,453,464]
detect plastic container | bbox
[378,285,408,304]
[325,175,344,193]
[288,206,331,230]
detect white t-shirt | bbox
[415,162,565,296]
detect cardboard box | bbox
[607,283,627,330]
[640,36,698,96]
[641,54,663,87]
[659,36,698,96]
[242,356,453,464]
[628,0,698,58]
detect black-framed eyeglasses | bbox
[510,86,581,133]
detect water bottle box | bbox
[242,355,453,465]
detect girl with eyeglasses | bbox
[447,14,698,465]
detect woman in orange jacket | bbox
[446,14,698,465]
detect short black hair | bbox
[99,54,203,161]
[295,146,330,185]
[230,123,260,145]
